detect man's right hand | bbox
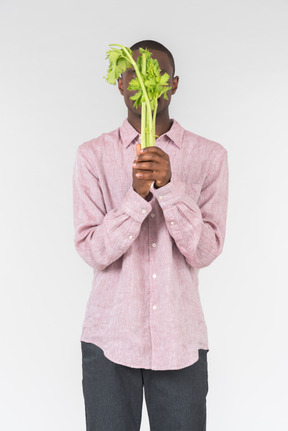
[132,143,153,199]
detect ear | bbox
[172,76,179,95]
[118,77,124,95]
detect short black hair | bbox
[130,40,175,77]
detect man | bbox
[73,40,229,431]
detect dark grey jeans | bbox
[81,341,208,431]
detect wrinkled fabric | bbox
[73,118,229,370]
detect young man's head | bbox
[130,40,176,77]
[118,40,179,121]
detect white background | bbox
[1,0,288,429]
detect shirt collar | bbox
[119,118,139,148]
[119,118,184,149]
[164,119,184,149]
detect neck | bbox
[127,108,173,138]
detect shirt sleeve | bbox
[152,150,229,269]
[73,147,152,271]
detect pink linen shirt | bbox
[73,118,229,370]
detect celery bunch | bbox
[104,44,171,148]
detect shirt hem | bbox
[80,334,209,371]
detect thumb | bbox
[136,143,141,156]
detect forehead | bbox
[132,48,173,74]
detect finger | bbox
[137,169,165,182]
[136,143,141,156]
[140,146,169,159]
[135,171,156,179]
[133,161,160,171]
[136,152,165,164]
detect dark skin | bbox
[118,49,179,199]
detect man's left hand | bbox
[132,146,171,189]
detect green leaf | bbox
[104,47,133,85]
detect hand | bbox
[132,143,154,199]
[132,145,171,190]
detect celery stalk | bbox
[141,101,146,147]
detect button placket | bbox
[149,208,158,323]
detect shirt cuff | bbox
[152,177,186,208]
[121,186,152,222]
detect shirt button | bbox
[150,212,155,218]
[152,273,157,279]
[141,209,146,213]
[129,235,133,239]
[152,243,156,247]
[159,195,163,200]
[170,221,174,225]
[152,305,157,310]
